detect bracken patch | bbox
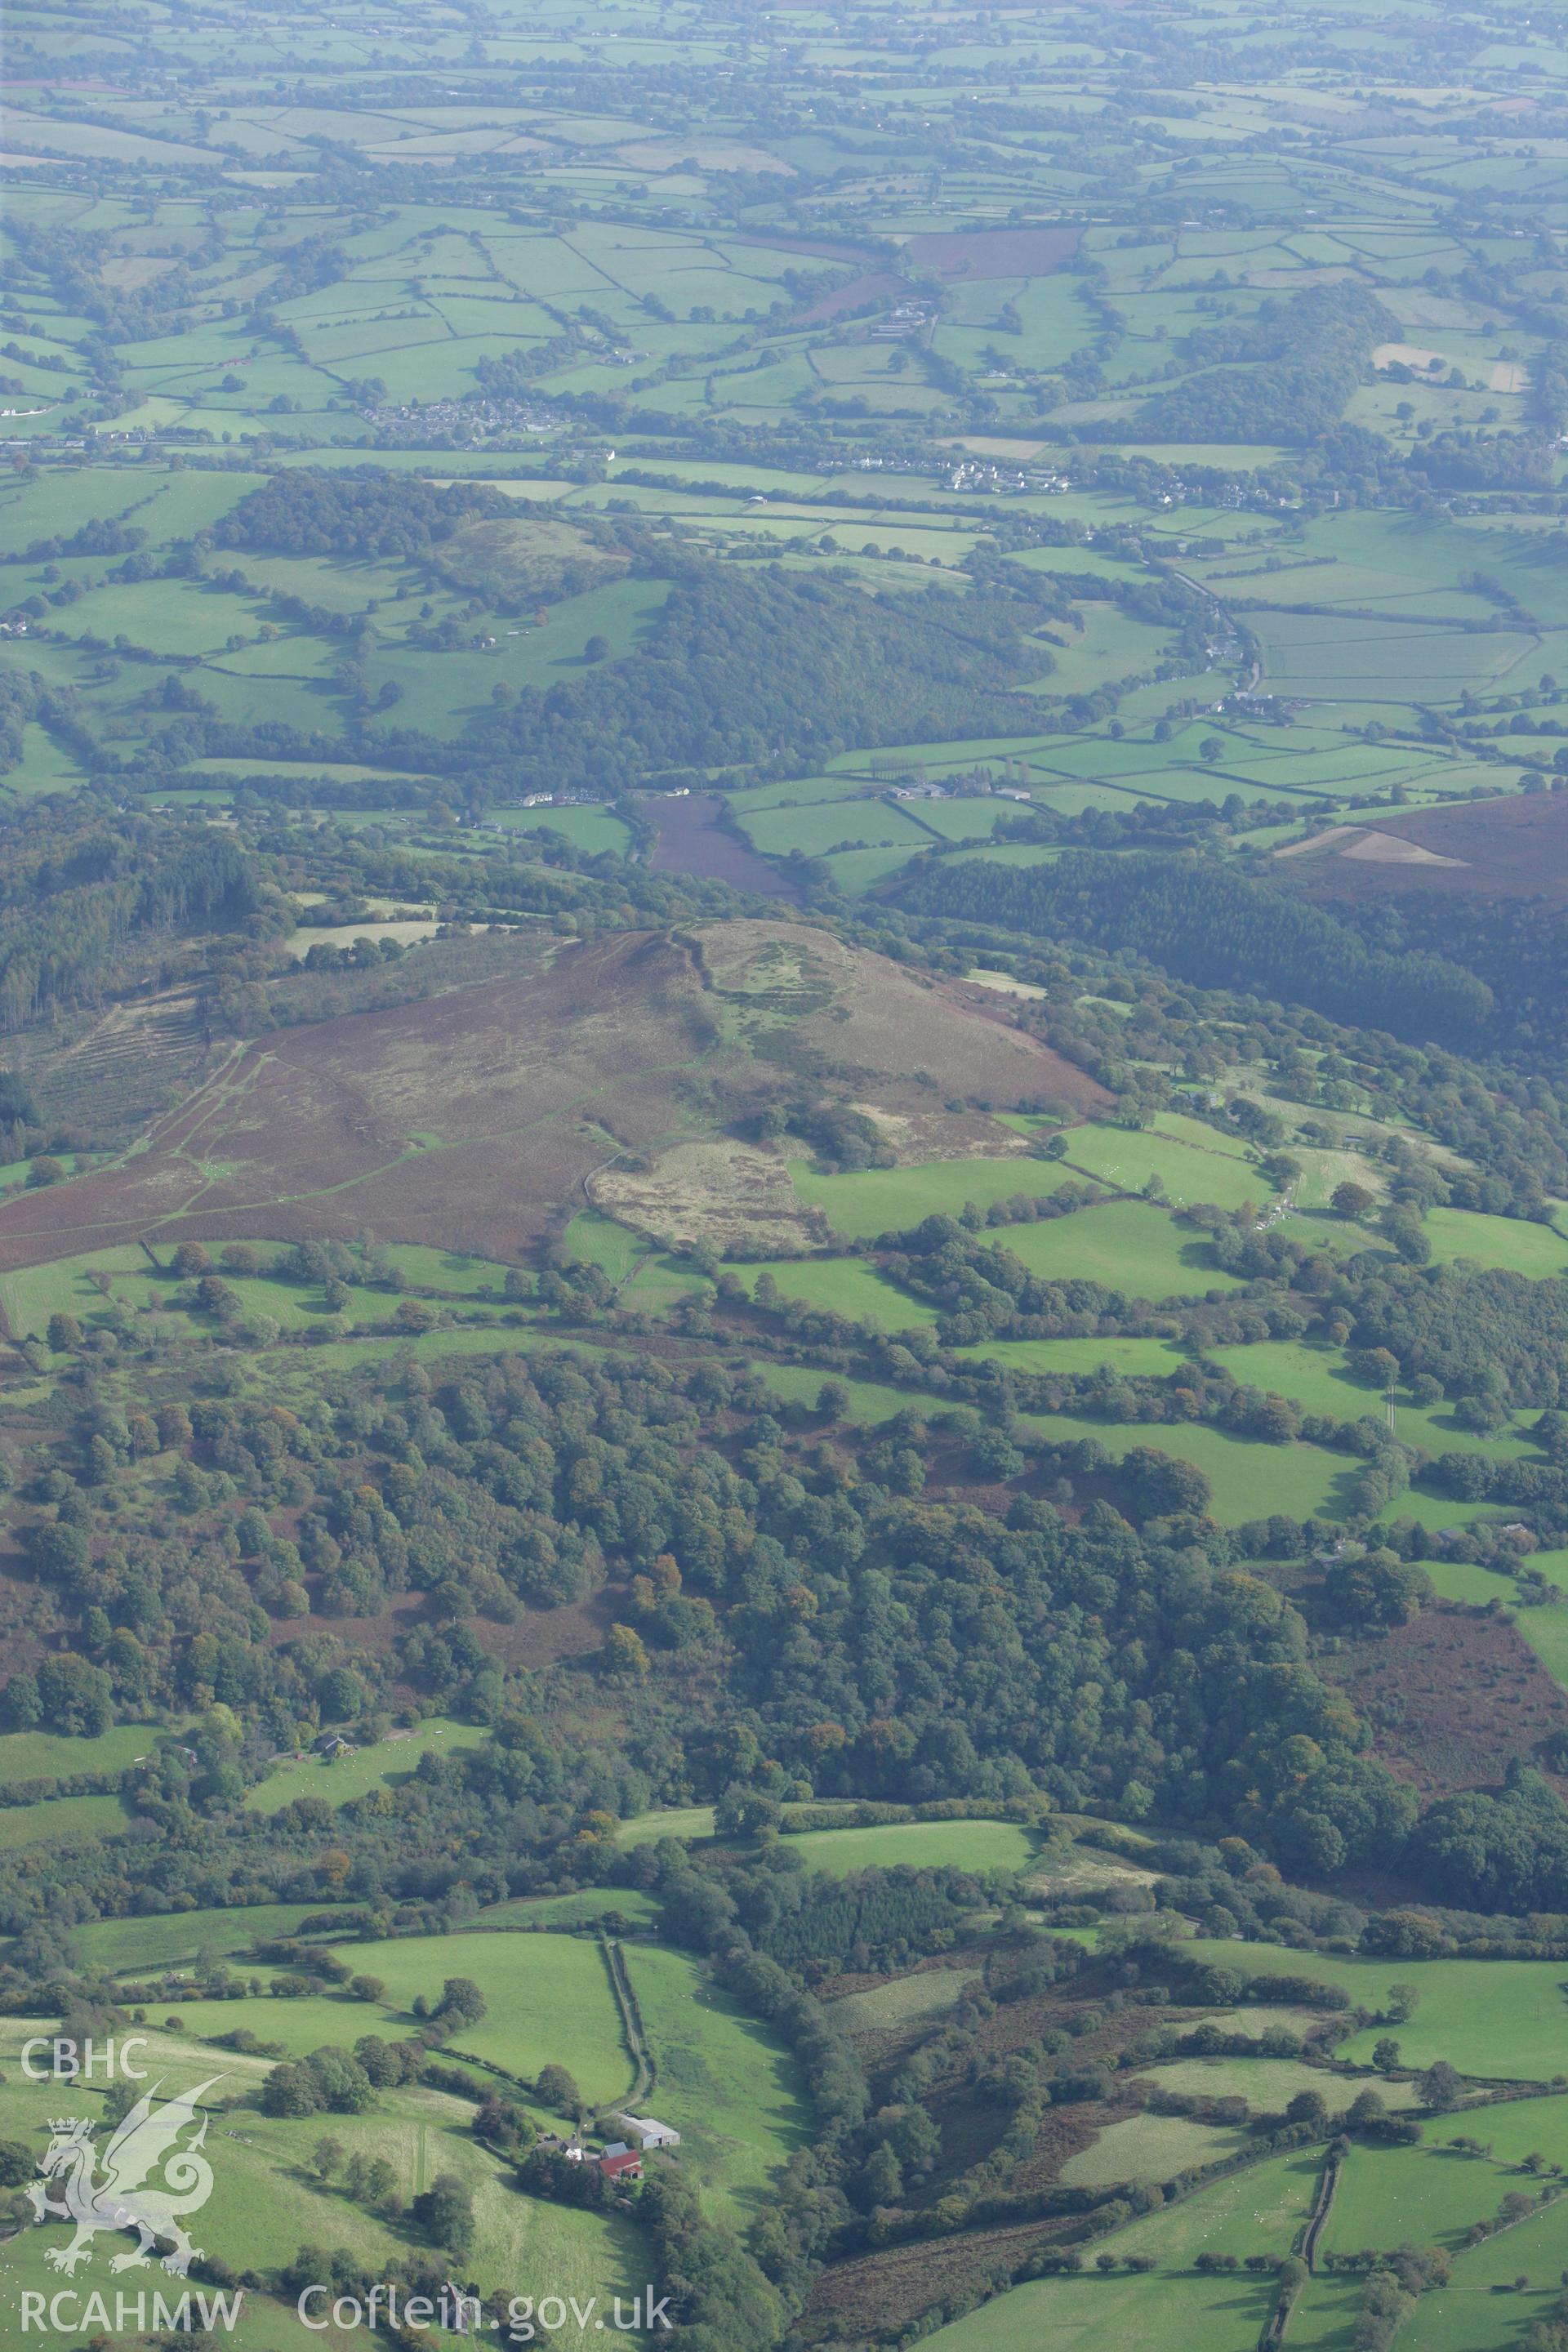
[1320,1601,1568,1796]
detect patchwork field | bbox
[9,11,1568,2352]
[921,2149,1321,2350]
[1181,1940,1568,2082]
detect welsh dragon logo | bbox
[26,2078,221,2276]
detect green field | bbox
[566,1207,658,1284]
[81,1924,813,2247]
[924,2147,1320,2349]
[931,2100,1568,2352]
[1420,1557,1526,1610]
[1371,1489,1521,1535]
[618,1804,719,1846]
[1251,609,1537,706]
[621,1943,813,2223]
[476,1888,661,1931]
[0,2059,409,2348]
[995,1200,1247,1299]
[1063,1120,1269,1213]
[738,795,934,859]
[1138,2054,1420,2114]
[183,1991,377,2060]
[1058,2106,1251,2187]
[0,1244,156,1342]
[1405,2191,1568,2351]
[378,1243,519,1294]
[73,1902,355,1976]
[1183,1940,1568,2081]
[565,1208,706,1313]
[1206,1339,1539,1462]
[786,1155,1073,1240]
[245,1718,490,1814]
[746,1254,940,1328]
[924,2263,1279,2352]
[2,723,91,799]
[756,1362,964,1428]
[954,1335,1187,1380]
[1021,1405,1357,1522]
[1508,1595,1568,1697]
[77,1909,352,1984]
[783,1819,1040,1878]
[0,1722,167,1785]
[815,843,932,892]
[826,1967,982,2034]
[0,1236,510,1355]
[318,1931,634,2107]
[1425,1206,1568,1278]
[486,804,634,855]
[0,1792,131,1848]
[791,1174,1245,1300]
[1317,2111,1568,2261]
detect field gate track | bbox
[1300,2145,1341,2275]
[1254,2149,1341,2352]
[601,1932,656,2108]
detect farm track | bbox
[600,1936,655,2109]
[1298,2145,1340,2274]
